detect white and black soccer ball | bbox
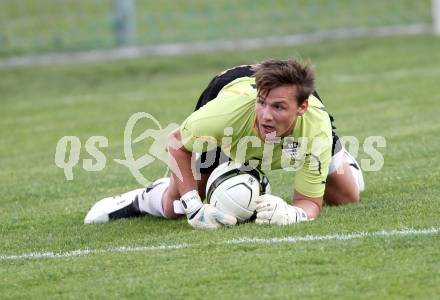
[206,162,271,223]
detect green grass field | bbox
[1,35,440,299]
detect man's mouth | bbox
[261,124,276,134]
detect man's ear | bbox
[297,99,309,116]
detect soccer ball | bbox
[206,162,271,223]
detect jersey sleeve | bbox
[180,109,228,153]
[180,77,257,154]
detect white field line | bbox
[1,227,438,261]
[0,244,187,261]
[226,227,440,244]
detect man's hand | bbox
[180,190,237,230]
[255,194,308,225]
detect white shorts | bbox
[329,148,365,192]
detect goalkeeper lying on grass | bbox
[85,59,364,229]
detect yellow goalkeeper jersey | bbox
[181,76,332,198]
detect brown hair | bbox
[253,59,315,105]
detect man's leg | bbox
[84,177,170,223]
[85,147,219,223]
[324,149,365,205]
[84,172,211,223]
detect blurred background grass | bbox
[0,0,433,57]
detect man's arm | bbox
[167,128,197,196]
[293,191,322,220]
[167,128,237,229]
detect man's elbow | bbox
[167,128,187,155]
[307,203,321,220]
[293,195,322,220]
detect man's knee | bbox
[338,190,360,205]
[325,149,364,206]
[324,187,360,206]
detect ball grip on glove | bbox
[180,190,237,229]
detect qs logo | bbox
[54,112,179,186]
[114,112,179,186]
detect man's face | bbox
[255,85,308,140]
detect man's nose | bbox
[262,107,273,121]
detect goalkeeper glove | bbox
[180,190,237,230]
[255,194,308,225]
